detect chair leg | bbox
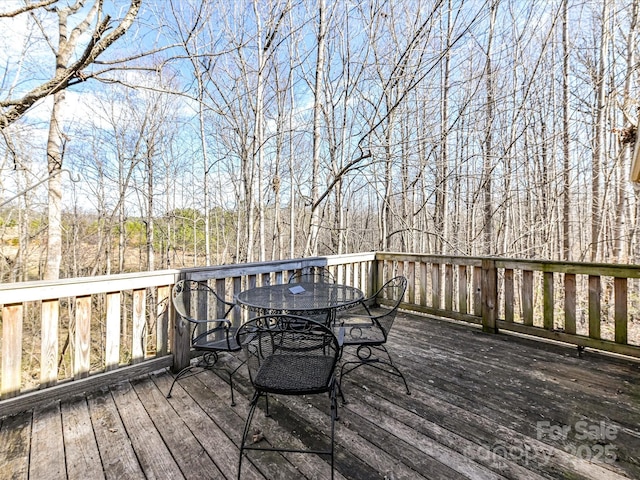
[228,360,244,407]
[166,364,198,398]
[168,353,243,406]
[238,391,261,480]
[335,378,345,413]
[339,344,410,401]
[238,389,337,479]
[376,345,410,395]
[329,384,337,480]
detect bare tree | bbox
[1,1,141,280]
[591,0,610,262]
[304,0,328,257]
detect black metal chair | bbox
[335,276,410,401]
[168,279,242,406]
[236,314,342,480]
[288,266,335,284]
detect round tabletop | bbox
[236,282,364,316]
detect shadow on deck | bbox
[1,312,639,480]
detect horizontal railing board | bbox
[401,303,482,325]
[0,270,181,305]
[496,258,640,277]
[185,253,377,282]
[496,320,640,358]
[375,252,484,267]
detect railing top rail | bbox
[187,253,377,281]
[377,252,640,277]
[0,269,182,305]
[4,251,640,305]
[0,253,378,304]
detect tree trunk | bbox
[146,141,155,271]
[562,0,571,261]
[614,0,638,262]
[305,0,327,257]
[591,0,610,262]
[482,1,497,256]
[44,91,65,281]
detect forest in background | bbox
[1,0,639,283]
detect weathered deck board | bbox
[109,381,184,479]
[61,399,104,480]
[1,312,639,480]
[0,410,30,479]
[86,388,146,480]
[29,403,65,479]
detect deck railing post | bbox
[171,275,191,373]
[481,258,498,333]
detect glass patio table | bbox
[236,282,364,324]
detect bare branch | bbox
[0,0,142,129]
[0,0,57,18]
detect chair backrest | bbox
[172,279,234,323]
[288,266,335,284]
[370,276,407,339]
[235,315,340,394]
[362,275,407,310]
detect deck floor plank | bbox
[86,388,146,480]
[130,375,225,480]
[109,381,186,479]
[1,313,639,479]
[0,410,31,480]
[61,399,105,480]
[339,380,531,480]
[29,403,66,479]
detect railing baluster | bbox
[504,269,514,323]
[1,303,23,399]
[445,264,453,311]
[522,270,534,326]
[459,265,468,314]
[564,273,576,335]
[106,292,122,370]
[543,272,554,330]
[420,261,428,307]
[41,299,59,387]
[588,275,601,340]
[132,289,146,363]
[482,259,497,333]
[156,286,170,357]
[74,295,91,379]
[407,261,416,304]
[473,266,482,316]
[615,277,628,344]
[431,263,441,309]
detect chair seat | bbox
[337,303,388,318]
[193,328,240,351]
[336,323,385,345]
[254,354,334,394]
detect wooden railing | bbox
[0,253,376,416]
[376,253,640,358]
[1,251,639,416]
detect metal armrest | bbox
[191,318,232,327]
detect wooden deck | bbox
[1,312,639,480]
